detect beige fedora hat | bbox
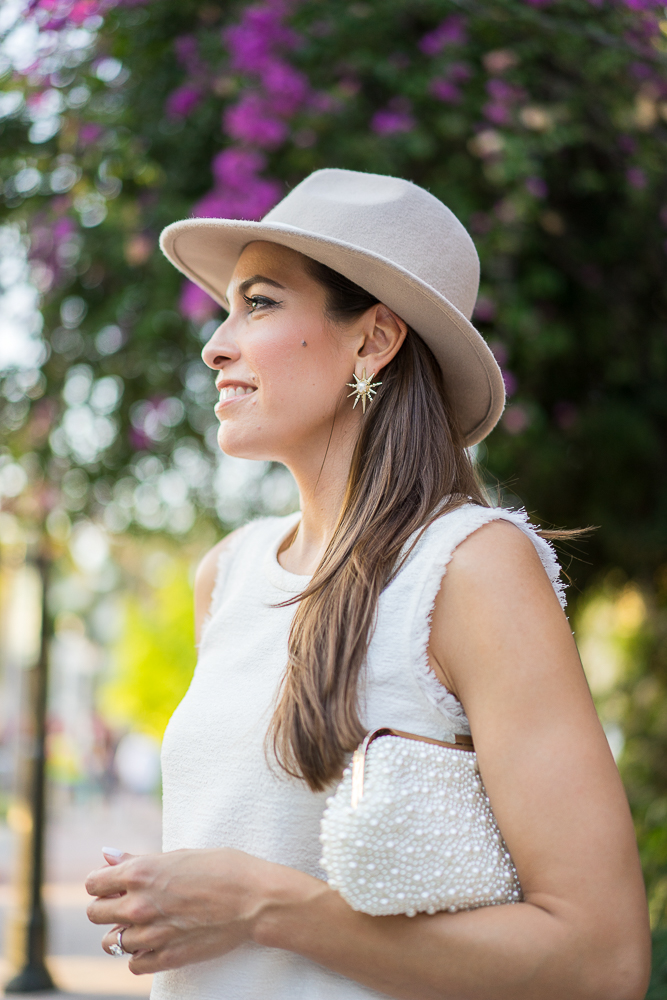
[160,168,505,445]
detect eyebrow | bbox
[223,274,287,306]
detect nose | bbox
[201,318,239,370]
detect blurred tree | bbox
[101,554,196,741]
[1,0,666,947]
[1,0,665,557]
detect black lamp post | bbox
[5,554,57,994]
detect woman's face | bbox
[202,241,364,464]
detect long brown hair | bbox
[268,258,490,791]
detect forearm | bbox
[252,868,638,1000]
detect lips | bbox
[218,386,256,401]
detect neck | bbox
[278,407,361,576]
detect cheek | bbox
[250,322,348,408]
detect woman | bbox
[86,169,650,1000]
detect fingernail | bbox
[102,846,124,859]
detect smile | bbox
[218,386,256,401]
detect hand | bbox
[86,847,278,974]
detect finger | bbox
[102,925,143,957]
[102,846,133,866]
[101,925,127,956]
[128,949,163,975]
[103,924,159,958]
[87,895,136,926]
[85,858,134,897]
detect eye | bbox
[243,294,277,313]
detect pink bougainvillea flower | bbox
[166,85,201,119]
[483,102,511,125]
[68,0,100,24]
[483,78,526,122]
[419,14,467,56]
[128,426,152,452]
[30,228,54,259]
[501,369,518,396]
[448,61,472,83]
[194,147,281,222]
[192,191,235,218]
[188,0,304,253]
[224,4,298,74]
[618,134,638,154]
[224,23,271,74]
[224,92,289,147]
[525,176,548,198]
[622,0,662,8]
[262,60,309,116]
[487,78,523,102]
[52,216,76,240]
[193,179,281,222]
[26,90,47,110]
[78,122,103,145]
[629,61,653,80]
[502,404,531,434]
[236,178,282,219]
[487,339,507,365]
[174,35,203,75]
[308,90,339,113]
[371,108,415,134]
[179,280,219,322]
[429,60,472,104]
[473,295,497,323]
[212,148,266,188]
[430,78,462,104]
[627,166,647,189]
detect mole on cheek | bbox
[301,340,307,347]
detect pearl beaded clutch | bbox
[320,728,522,917]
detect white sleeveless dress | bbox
[152,503,565,1000]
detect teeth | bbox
[219,386,255,401]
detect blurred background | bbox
[0,0,665,994]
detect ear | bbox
[355,303,408,375]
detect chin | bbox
[216,424,278,463]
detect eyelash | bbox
[243,294,277,313]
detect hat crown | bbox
[263,168,479,320]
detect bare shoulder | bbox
[444,516,547,580]
[193,527,245,642]
[428,516,567,700]
[439,516,560,618]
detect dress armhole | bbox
[410,505,568,729]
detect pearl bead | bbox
[320,734,522,917]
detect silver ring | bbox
[109,927,129,957]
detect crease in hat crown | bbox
[159,167,505,445]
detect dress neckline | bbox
[263,512,312,593]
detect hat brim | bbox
[159,218,505,446]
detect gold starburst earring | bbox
[346,367,382,413]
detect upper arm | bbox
[193,528,242,644]
[427,520,649,979]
